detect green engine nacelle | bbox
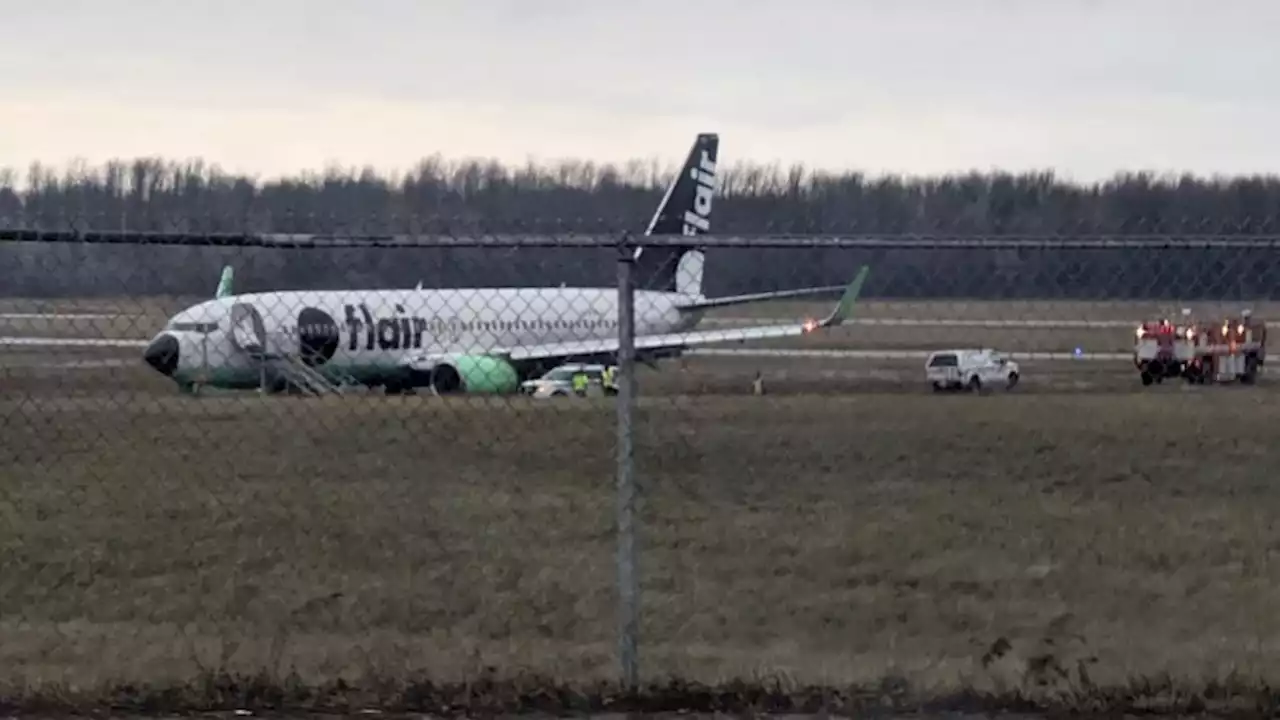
[432,355,521,394]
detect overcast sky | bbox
[2,0,1276,183]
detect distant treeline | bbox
[5,156,1280,234]
[3,157,1280,299]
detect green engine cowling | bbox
[434,355,521,394]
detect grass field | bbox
[4,296,1280,713]
[4,365,1280,709]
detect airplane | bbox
[123,132,871,395]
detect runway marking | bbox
[1,336,1131,362]
[0,358,136,369]
[0,312,126,320]
[0,337,147,348]
[687,348,1131,361]
[3,312,1139,329]
[704,317,1136,328]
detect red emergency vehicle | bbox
[1133,310,1266,386]
[1182,312,1267,385]
[1133,317,1194,385]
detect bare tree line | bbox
[2,156,1280,234]
[3,156,1280,299]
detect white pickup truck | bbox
[519,363,618,398]
[925,348,1021,393]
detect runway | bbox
[687,348,1130,361]
[6,311,1137,329]
[0,335,1130,363]
[0,307,1140,368]
[0,307,1137,363]
[704,317,1136,328]
[0,312,125,320]
[0,337,148,348]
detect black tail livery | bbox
[635,133,718,295]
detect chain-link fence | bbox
[5,214,1280,714]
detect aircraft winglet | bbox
[815,265,869,329]
[215,266,234,299]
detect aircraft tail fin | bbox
[215,266,234,298]
[634,132,718,295]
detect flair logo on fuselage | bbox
[344,303,431,351]
[682,149,716,236]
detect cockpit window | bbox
[168,321,219,333]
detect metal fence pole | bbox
[615,233,639,689]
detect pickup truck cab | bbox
[519,363,618,398]
[926,348,1020,393]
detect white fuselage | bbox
[147,286,703,388]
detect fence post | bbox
[615,232,639,690]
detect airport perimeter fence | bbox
[6,220,1280,710]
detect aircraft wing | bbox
[674,284,851,311]
[502,265,869,363]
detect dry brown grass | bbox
[4,359,1280,714]
[0,294,1276,713]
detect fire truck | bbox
[1133,310,1266,386]
[1133,317,1193,385]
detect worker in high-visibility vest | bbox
[571,371,589,396]
[602,365,618,394]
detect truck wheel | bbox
[967,376,982,393]
[1006,372,1019,390]
[1242,355,1259,385]
[1140,371,1154,386]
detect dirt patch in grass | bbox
[4,375,1280,713]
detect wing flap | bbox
[675,284,850,311]
[505,322,819,362]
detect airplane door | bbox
[229,302,268,356]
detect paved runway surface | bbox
[5,310,1138,329]
[0,312,124,320]
[1,336,147,347]
[689,348,1129,361]
[705,316,1135,328]
[0,335,1130,362]
[0,311,1134,362]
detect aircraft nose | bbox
[143,333,179,376]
